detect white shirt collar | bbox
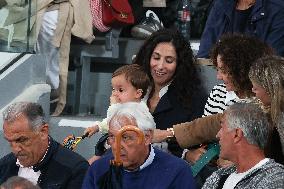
[159,84,170,98]
[142,83,171,102]
[139,145,155,170]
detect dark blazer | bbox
[152,85,207,156]
[197,0,284,58]
[153,85,207,130]
[0,137,89,189]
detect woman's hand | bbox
[185,147,207,164]
[152,129,171,143]
[84,125,99,137]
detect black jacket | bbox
[153,85,207,156]
[0,137,89,189]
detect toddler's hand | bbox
[84,125,99,137]
[110,94,119,105]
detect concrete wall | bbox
[0,53,51,158]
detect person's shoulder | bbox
[212,83,226,90]
[209,83,227,95]
[261,159,284,173]
[53,143,89,168]
[265,0,284,8]
[203,166,235,187]
[153,148,190,169]
[253,159,284,187]
[89,152,113,173]
[0,153,16,166]
[91,152,112,167]
[192,86,208,99]
[191,87,208,108]
[212,0,233,8]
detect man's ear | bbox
[136,89,143,99]
[234,128,243,143]
[39,123,49,140]
[144,130,153,145]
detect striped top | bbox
[203,84,239,116]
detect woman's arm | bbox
[173,113,222,148]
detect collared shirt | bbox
[142,83,171,102]
[16,160,41,185]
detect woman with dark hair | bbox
[203,33,274,115]
[153,33,274,188]
[156,33,274,154]
[133,29,207,157]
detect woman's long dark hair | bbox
[133,29,202,109]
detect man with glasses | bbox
[0,102,89,188]
[82,102,196,189]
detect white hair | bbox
[107,102,156,131]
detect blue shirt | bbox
[82,147,196,189]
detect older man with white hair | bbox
[82,102,196,189]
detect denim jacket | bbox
[197,0,284,58]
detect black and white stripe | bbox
[203,84,237,116]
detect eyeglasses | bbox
[107,132,140,145]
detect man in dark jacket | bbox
[197,0,284,58]
[0,102,89,188]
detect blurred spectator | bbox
[197,0,284,58]
[1,176,40,189]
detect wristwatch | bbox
[166,128,175,138]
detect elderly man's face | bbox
[108,116,152,171]
[3,115,49,167]
[216,114,236,160]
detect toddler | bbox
[84,64,150,163]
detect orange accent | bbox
[113,125,145,166]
